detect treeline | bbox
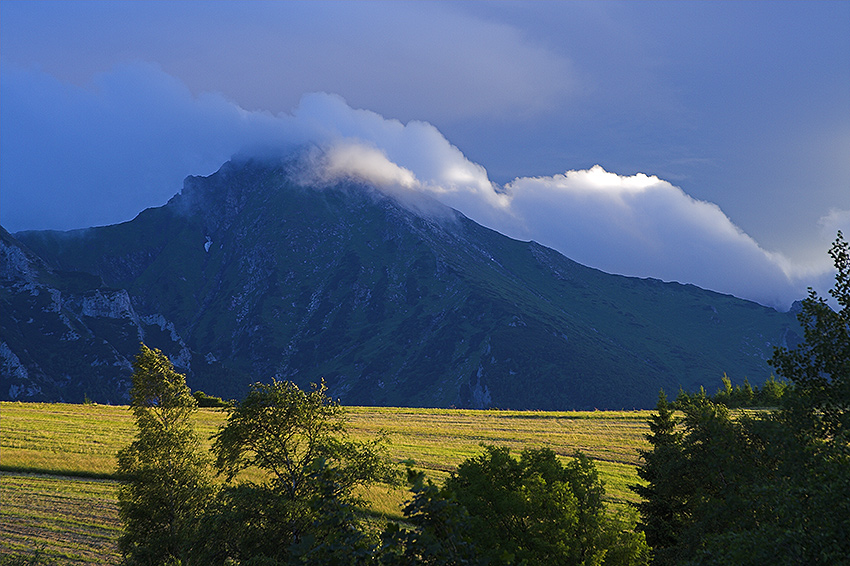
[675,373,789,409]
[115,234,849,566]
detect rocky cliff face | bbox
[0,227,188,402]
[5,158,801,408]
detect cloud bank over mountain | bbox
[310,127,825,311]
[2,64,844,310]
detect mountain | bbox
[3,157,801,409]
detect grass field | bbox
[0,402,652,563]
[0,473,121,565]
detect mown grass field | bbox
[1,402,652,564]
[0,473,122,565]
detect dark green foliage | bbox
[211,379,397,497]
[378,467,484,565]
[631,392,684,565]
[755,374,788,406]
[760,231,850,565]
[195,379,398,565]
[633,233,850,566]
[116,344,213,566]
[634,394,785,564]
[695,374,789,408]
[664,395,849,566]
[107,349,652,564]
[191,480,379,565]
[392,446,648,566]
[447,446,599,565]
[110,349,651,565]
[711,374,753,407]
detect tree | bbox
[379,466,485,565]
[116,344,213,566]
[412,445,649,566]
[195,379,398,564]
[631,392,685,565]
[634,392,783,565]
[770,231,850,441]
[755,374,787,407]
[758,231,850,565]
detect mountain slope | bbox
[8,158,800,408]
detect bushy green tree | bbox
[378,467,484,565]
[191,390,230,408]
[756,374,788,406]
[634,393,789,565]
[668,395,848,566]
[707,374,788,408]
[396,446,648,566]
[194,379,398,564]
[116,344,213,566]
[758,231,850,565]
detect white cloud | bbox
[497,167,802,309]
[285,99,811,310]
[318,142,418,190]
[292,94,497,195]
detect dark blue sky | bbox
[1,1,848,309]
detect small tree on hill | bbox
[117,344,212,566]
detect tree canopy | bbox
[193,379,398,564]
[390,446,648,566]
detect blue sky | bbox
[1,1,848,309]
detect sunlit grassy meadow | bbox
[1,402,652,563]
[0,473,122,565]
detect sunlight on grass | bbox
[1,400,651,559]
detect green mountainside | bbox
[4,158,800,408]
